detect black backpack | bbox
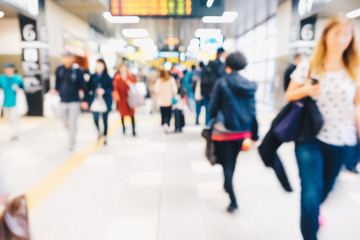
[200,61,219,98]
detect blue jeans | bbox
[295,139,353,240]
[203,97,211,126]
[345,142,360,170]
[93,112,109,136]
[195,100,204,124]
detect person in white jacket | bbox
[154,69,178,133]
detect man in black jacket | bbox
[51,52,88,151]
[284,53,303,91]
[201,48,227,126]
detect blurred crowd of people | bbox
[0,13,359,240]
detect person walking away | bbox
[210,52,258,213]
[0,63,25,141]
[146,66,159,114]
[201,48,227,126]
[184,65,196,111]
[154,69,178,134]
[113,62,137,136]
[284,53,304,91]
[193,62,205,125]
[285,14,360,240]
[51,52,88,151]
[85,59,113,145]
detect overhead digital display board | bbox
[110,0,224,17]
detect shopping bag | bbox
[273,100,304,142]
[16,89,28,117]
[127,84,145,109]
[90,95,107,113]
[0,195,30,240]
[43,93,61,118]
[135,82,147,97]
[201,128,217,165]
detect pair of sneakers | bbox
[227,203,238,214]
[98,132,108,145]
[162,124,171,134]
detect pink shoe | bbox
[319,215,326,227]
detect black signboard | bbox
[110,0,224,17]
[300,15,317,41]
[19,14,43,116]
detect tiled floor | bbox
[0,106,359,240]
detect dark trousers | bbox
[121,116,136,134]
[214,140,243,207]
[195,100,204,124]
[203,97,211,126]
[295,139,353,240]
[160,106,172,126]
[93,112,109,136]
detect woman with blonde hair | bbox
[113,62,137,136]
[154,68,178,133]
[286,14,360,240]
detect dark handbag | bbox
[201,128,217,165]
[273,100,305,142]
[273,97,323,143]
[296,97,324,144]
[0,195,30,240]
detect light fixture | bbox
[206,0,215,8]
[122,29,149,38]
[140,44,157,53]
[187,45,200,52]
[347,8,360,19]
[133,38,155,47]
[195,29,221,38]
[190,38,200,46]
[0,11,4,18]
[103,12,140,24]
[100,44,125,54]
[202,11,238,23]
[165,37,179,46]
[108,38,127,46]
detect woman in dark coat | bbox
[209,52,258,213]
[112,62,137,136]
[86,59,113,145]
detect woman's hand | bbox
[81,102,89,110]
[48,89,59,95]
[303,79,321,98]
[286,79,321,101]
[112,92,120,101]
[0,194,9,206]
[125,80,133,87]
[96,88,105,95]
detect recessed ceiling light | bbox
[190,38,200,46]
[133,38,154,47]
[202,11,238,23]
[347,8,360,19]
[122,29,149,38]
[195,29,221,38]
[103,12,140,24]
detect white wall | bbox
[276,0,292,58]
[0,18,21,55]
[45,0,90,58]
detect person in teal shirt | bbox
[0,63,25,141]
